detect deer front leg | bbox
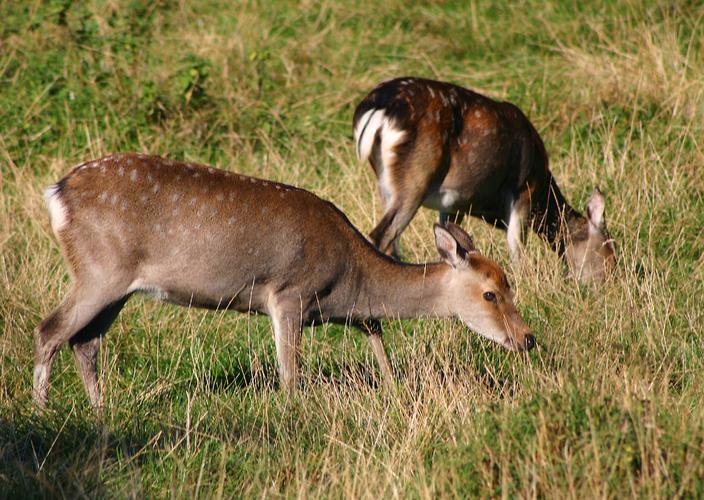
[357,319,394,389]
[506,195,530,265]
[270,303,303,392]
[367,335,393,389]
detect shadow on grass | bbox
[0,409,151,499]
[199,357,385,394]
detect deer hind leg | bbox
[69,297,128,412]
[370,157,445,260]
[33,285,125,408]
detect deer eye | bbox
[483,291,496,302]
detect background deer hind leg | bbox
[369,136,447,260]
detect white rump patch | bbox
[354,108,384,162]
[44,184,69,234]
[379,117,406,173]
[353,108,407,174]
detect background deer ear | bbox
[586,188,606,232]
[445,223,477,254]
[434,224,466,268]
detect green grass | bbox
[1,0,703,497]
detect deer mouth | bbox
[501,337,522,351]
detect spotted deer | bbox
[35,154,534,410]
[353,77,616,283]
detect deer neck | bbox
[533,175,584,255]
[353,256,451,320]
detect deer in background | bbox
[35,154,534,410]
[353,77,616,283]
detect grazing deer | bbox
[353,77,616,283]
[35,154,534,410]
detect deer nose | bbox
[524,334,536,351]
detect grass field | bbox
[1,0,703,497]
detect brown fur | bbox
[34,154,533,410]
[353,77,616,283]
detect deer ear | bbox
[586,188,606,233]
[445,222,477,254]
[434,224,466,268]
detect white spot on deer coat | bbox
[118,166,125,176]
[152,184,160,194]
[130,169,138,181]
